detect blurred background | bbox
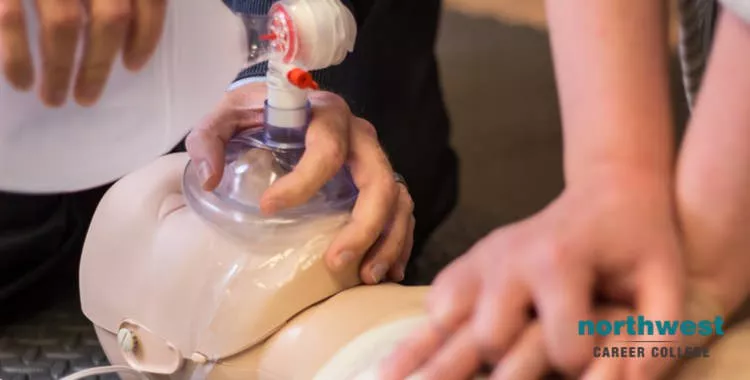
[416,0,689,280]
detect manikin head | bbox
[79,152,361,376]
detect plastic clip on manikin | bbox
[62,1,357,379]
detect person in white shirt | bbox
[1,0,167,107]
[0,0,249,302]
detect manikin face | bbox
[79,153,360,373]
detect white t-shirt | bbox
[0,0,247,193]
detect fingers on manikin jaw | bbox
[359,185,414,284]
[334,179,398,284]
[323,176,396,277]
[0,0,34,90]
[323,118,401,279]
[387,213,415,282]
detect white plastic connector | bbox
[266,61,309,129]
[267,61,308,108]
[118,327,137,353]
[276,0,356,70]
[263,0,356,129]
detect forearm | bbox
[679,11,750,219]
[677,11,750,302]
[546,0,674,186]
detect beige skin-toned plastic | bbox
[94,285,428,379]
[79,153,750,379]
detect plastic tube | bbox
[59,365,150,380]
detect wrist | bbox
[564,161,675,204]
[566,157,673,189]
[562,116,676,192]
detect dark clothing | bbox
[0,0,457,298]
[0,140,186,301]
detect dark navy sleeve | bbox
[223,0,358,83]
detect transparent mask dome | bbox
[182,127,358,241]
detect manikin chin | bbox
[79,152,428,380]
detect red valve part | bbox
[260,33,277,41]
[287,68,319,90]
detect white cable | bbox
[59,365,150,380]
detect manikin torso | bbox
[78,153,750,379]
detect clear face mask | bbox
[182,125,358,244]
[183,0,359,242]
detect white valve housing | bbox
[264,0,357,125]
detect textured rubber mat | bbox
[0,249,115,380]
[0,298,115,380]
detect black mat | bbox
[0,241,114,380]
